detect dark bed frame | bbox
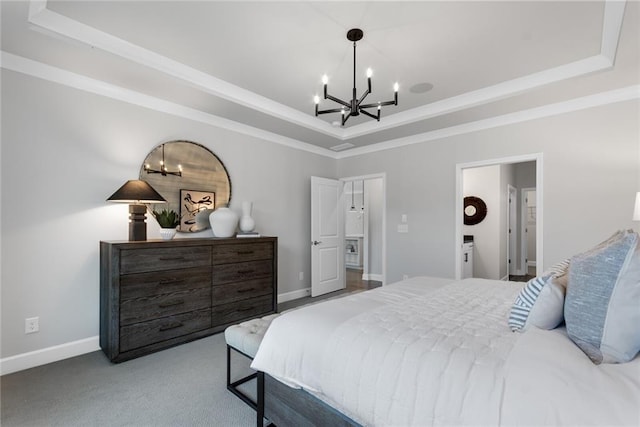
[256,371,361,427]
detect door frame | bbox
[521,187,537,275]
[507,184,517,276]
[455,153,543,280]
[340,173,387,286]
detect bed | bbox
[251,246,640,427]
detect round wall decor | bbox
[464,196,487,225]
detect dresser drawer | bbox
[211,295,273,326]
[120,267,211,299]
[212,260,273,285]
[119,309,211,352]
[211,242,273,265]
[120,246,211,274]
[120,287,212,326]
[211,277,273,306]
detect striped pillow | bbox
[509,274,565,332]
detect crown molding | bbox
[335,85,640,159]
[26,0,626,142]
[3,51,636,163]
[340,55,614,140]
[27,0,341,139]
[0,51,338,159]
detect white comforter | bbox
[251,277,522,426]
[502,326,640,426]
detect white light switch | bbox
[401,214,408,223]
[397,224,409,233]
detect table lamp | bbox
[107,180,166,241]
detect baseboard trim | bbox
[278,287,310,304]
[1,336,100,376]
[362,273,383,282]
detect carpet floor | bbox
[1,332,259,426]
[1,287,361,426]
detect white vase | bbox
[239,201,256,233]
[159,228,177,240]
[209,207,238,237]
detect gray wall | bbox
[0,70,335,358]
[2,68,639,363]
[463,165,501,280]
[337,100,640,283]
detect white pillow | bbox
[508,259,570,332]
[509,275,565,332]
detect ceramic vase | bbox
[159,228,177,240]
[209,206,238,237]
[239,201,256,233]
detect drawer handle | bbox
[237,307,255,313]
[237,288,256,293]
[158,299,185,308]
[159,321,183,331]
[237,251,254,255]
[158,256,186,261]
[238,270,254,275]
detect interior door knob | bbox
[312,240,322,245]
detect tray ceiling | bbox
[1,1,638,157]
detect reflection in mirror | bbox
[139,140,232,232]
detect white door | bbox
[311,177,345,297]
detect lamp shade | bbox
[633,192,640,221]
[107,180,166,203]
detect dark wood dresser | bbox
[100,237,277,362]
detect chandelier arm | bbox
[357,87,371,106]
[359,108,380,121]
[317,107,348,115]
[145,169,182,177]
[360,98,396,109]
[341,111,354,126]
[324,93,351,108]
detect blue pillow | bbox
[565,230,640,364]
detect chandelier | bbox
[314,28,398,126]
[144,144,182,177]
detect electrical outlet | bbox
[25,317,39,334]
[402,274,409,280]
[299,272,304,281]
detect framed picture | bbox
[180,189,215,232]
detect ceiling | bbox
[1,1,639,157]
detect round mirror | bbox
[139,140,232,232]
[463,196,487,226]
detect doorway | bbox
[521,187,537,277]
[455,154,543,281]
[342,174,385,291]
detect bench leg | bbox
[257,371,264,427]
[226,345,258,410]
[256,371,275,427]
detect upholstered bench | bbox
[224,313,280,410]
